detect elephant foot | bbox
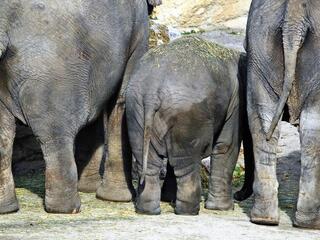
[234,186,253,202]
[294,211,320,230]
[135,201,161,215]
[45,193,81,214]
[96,180,133,202]
[205,194,234,211]
[0,197,19,214]
[175,200,200,216]
[78,175,101,193]
[250,198,279,226]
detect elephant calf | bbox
[126,36,253,215]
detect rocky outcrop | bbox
[153,0,250,31]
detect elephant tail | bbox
[140,106,156,185]
[266,2,309,141]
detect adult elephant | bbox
[0,0,154,214]
[246,0,320,229]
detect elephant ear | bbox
[148,0,162,7]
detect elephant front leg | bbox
[249,107,280,225]
[294,99,320,229]
[41,138,80,213]
[96,101,134,202]
[0,104,18,214]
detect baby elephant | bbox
[126,36,252,215]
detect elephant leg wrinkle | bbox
[250,146,280,225]
[97,103,134,202]
[41,138,81,214]
[294,106,320,229]
[174,162,201,216]
[0,104,19,214]
[206,105,241,211]
[249,112,280,225]
[135,175,161,215]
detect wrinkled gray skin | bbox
[126,37,252,215]
[92,0,164,203]
[75,0,162,203]
[247,0,320,229]
[0,0,150,214]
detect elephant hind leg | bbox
[135,144,162,215]
[173,159,201,215]
[96,102,134,202]
[246,64,281,225]
[76,116,103,193]
[294,96,320,230]
[249,107,280,226]
[40,137,80,214]
[0,103,18,214]
[206,106,241,210]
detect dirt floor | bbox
[0,122,319,239]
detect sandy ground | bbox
[0,122,319,240]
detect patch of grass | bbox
[200,166,209,189]
[15,172,45,198]
[229,31,241,36]
[232,163,245,188]
[182,29,206,35]
[200,163,245,190]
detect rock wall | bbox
[153,0,251,31]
